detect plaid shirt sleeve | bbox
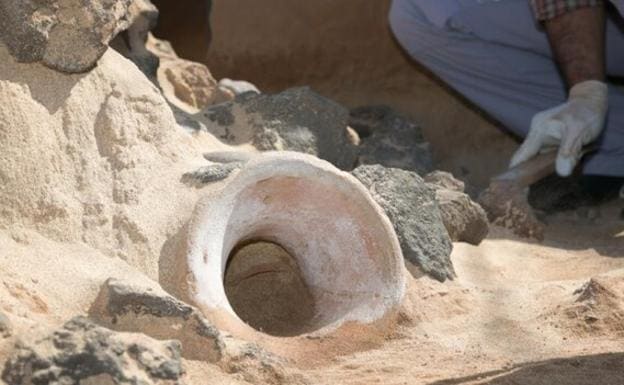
[530,0,604,21]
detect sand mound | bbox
[0,43,214,278]
[559,276,624,337]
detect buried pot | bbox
[184,152,406,337]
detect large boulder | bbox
[197,87,358,170]
[0,0,135,73]
[349,105,433,174]
[90,278,224,362]
[2,317,184,385]
[352,165,454,282]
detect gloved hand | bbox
[509,80,608,177]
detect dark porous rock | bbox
[198,87,358,170]
[0,0,134,73]
[352,165,454,282]
[90,278,224,362]
[182,162,242,185]
[435,188,489,245]
[349,105,433,174]
[2,316,183,385]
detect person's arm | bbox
[510,1,608,176]
[544,6,606,87]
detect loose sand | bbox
[1,201,622,384]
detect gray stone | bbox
[2,316,184,385]
[90,278,224,362]
[0,0,135,73]
[199,87,358,170]
[352,165,454,282]
[435,188,489,245]
[203,151,256,164]
[182,162,242,185]
[349,105,433,174]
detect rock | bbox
[0,0,134,73]
[434,188,489,245]
[110,0,160,80]
[218,78,261,96]
[90,278,224,362]
[2,316,184,385]
[203,151,256,164]
[352,164,454,282]
[197,87,358,170]
[179,151,259,185]
[425,171,489,244]
[110,5,234,113]
[349,105,433,174]
[159,57,234,112]
[182,162,242,185]
[478,182,546,240]
[424,171,465,192]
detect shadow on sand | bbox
[428,352,624,385]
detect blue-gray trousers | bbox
[389,0,624,176]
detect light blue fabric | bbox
[389,0,624,176]
[414,1,460,27]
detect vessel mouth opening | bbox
[224,240,317,337]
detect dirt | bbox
[224,241,316,337]
[294,202,624,384]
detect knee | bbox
[388,0,437,56]
[388,0,416,41]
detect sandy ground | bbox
[1,198,622,385]
[1,189,622,385]
[293,200,624,385]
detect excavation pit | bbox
[186,152,406,337]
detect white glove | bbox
[510,80,608,177]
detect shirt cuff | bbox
[530,0,604,21]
